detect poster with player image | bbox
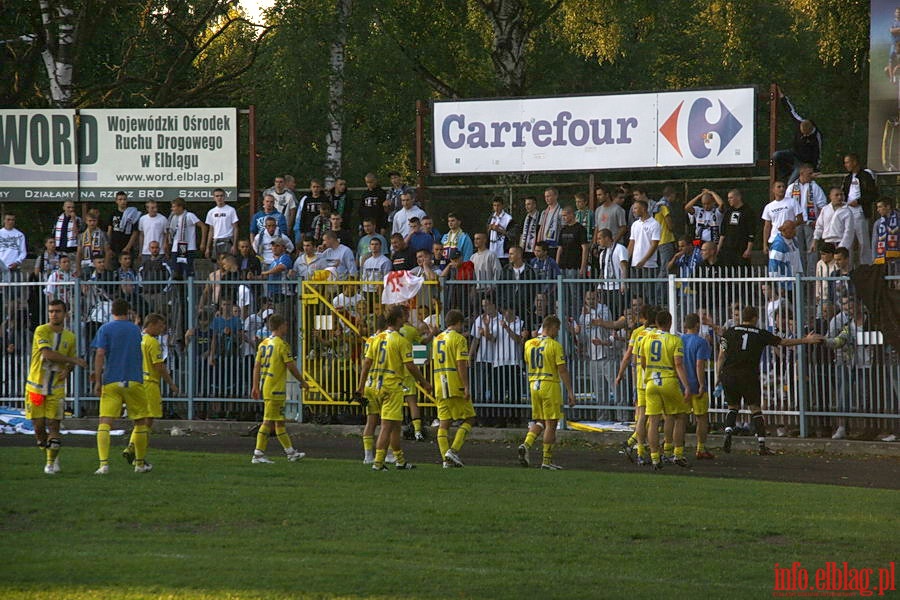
[868,0,900,171]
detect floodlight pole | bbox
[769,83,779,186]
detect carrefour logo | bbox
[660,97,743,159]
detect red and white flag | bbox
[382,270,423,305]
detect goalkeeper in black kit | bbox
[715,306,823,455]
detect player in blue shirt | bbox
[91,298,152,474]
[681,313,714,459]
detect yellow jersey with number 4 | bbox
[432,329,469,399]
[524,335,565,383]
[256,334,294,399]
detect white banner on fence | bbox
[0,107,238,201]
[431,88,755,174]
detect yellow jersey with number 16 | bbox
[524,335,565,383]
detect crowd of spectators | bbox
[0,163,897,433]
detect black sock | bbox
[751,411,766,443]
[725,409,739,432]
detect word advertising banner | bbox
[0,107,238,202]
[432,88,755,175]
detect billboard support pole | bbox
[588,173,595,211]
[248,105,258,217]
[415,100,427,210]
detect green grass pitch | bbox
[2,447,897,599]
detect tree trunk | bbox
[324,0,351,185]
[38,0,76,107]
[478,0,528,96]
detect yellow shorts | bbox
[364,387,384,417]
[99,381,149,420]
[436,396,476,422]
[144,382,163,419]
[263,399,286,421]
[24,391,64,421]
[401,375,417,398]
[381,389,405,422]
[529,379,562,421]
[689,392,709,416]
[636,386,647,408]
[645,378,688,416]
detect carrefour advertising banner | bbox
[0,107,238,202]
[432,88,755,174]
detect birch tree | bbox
[38,0,76,106]
[324,0,351,183]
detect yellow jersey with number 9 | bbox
[432,329,469,399]
[256,334,294,399]
[524,335,565,383]
[640,329,683,383]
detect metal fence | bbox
[1,271,898,436]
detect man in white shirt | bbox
[572,290,617,420]
[167,197,207,279]
[263,176,298,232]
[391,192,426,237]
[487,196,513,262]
[0,213,27,280]
[595,228,630,317]
[204,188,240,259]
[814,187,854,253]
[138,200,169,263]
[783,164,827,272]
[627,199,661,306]
[761,180,802,253]
[253,216,295,267]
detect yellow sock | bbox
[627,433,638,447]
[675,446,684,459]
[451,423,472,452]
[524,431,537,448]
[393,448,406,465]
[412,418,422,433]
[255,424,271,453]
[651,451,660,464]
[128,429,137,450]
[437,429,450,458]
[46,439,60,465]
[663,442,674,456]
[697,441,705,453]
[637,444,648,458]
[542,443,553,465]
[132,425,149,465]
[275,424,292,450]
[363,435,374,452]
[97,424,111,464]
[374,448,386,466]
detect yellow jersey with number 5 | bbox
[524,335,565,383]
[432,329,469,399]
[256,334,294,399]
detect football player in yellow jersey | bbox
[25,300,86,474]
[356,316,388,464]
[357,306,432,470]
[122,313,180,465]
[399,305,426,440]
[518,315,576,470]
[614,304,654,464]
[250,314,308,464]
[639,310,691,470]
[431,309,475,468]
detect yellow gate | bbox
[300,279,439,417]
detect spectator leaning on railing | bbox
[138,200,169,264]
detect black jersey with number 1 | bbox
[719,325,782,376]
